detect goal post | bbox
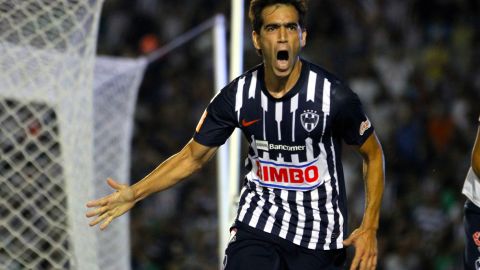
[145,14,233,267]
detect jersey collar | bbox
[258,58,309,101]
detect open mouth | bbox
[277,50,289,61]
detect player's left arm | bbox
[343,131,385,270]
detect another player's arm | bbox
[344,132,385,270]
[472,122,480,177]
[86,139,217,229]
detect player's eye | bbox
[287,24,298,31]
[265,25,277,32]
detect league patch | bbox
[473,231,480,247]
[359,118,371,136]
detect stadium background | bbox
[96,0,479,269]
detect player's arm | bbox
[343,132,385,270]
[472,123,480,177]
[357,132,384,232]
[131,139,217,200]
[86,139,217,230]
[86,80,236,230]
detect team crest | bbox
[300,110,320,132]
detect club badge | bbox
[300,110,320,132]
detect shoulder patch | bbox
[359,118,371,136]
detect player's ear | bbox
[252,30,261,51]
[300,28,307,48]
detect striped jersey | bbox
[194,59,374,250]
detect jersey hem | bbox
[234,220,344,252]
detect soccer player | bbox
[86,1,385,269]
[462,115,480,270]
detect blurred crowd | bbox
[96,0,480,269]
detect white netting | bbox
[0,1,146,269]
[92,56,147,270]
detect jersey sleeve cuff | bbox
[356,126,375,147]
[193,134,224,147]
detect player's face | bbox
[252,4,306,78]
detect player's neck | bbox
[264,59,302,99]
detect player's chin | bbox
[272,66,293,77]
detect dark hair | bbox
[248,0,308,33]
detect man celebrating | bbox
[86,1,384,269]
[463,115,480,270]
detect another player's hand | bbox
[85,178,136,230]
[343,227,378,270]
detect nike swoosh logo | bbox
[242,119,261,127]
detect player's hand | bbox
[343,227,378,270]
[85,178,136,230]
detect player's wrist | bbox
[131,184,146,203]
[361,227,378,231]
[359,224,378,231]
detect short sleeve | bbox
[331,84,374,146]
[193,87,238,146]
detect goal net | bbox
[0,1,146,269]
[92,56,146,270]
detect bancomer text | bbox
[269,144,306,151]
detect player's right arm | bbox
[86,81,238,230]
[472,116,480,177]
[85,139,217,230]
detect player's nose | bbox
[278,26,287,42]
